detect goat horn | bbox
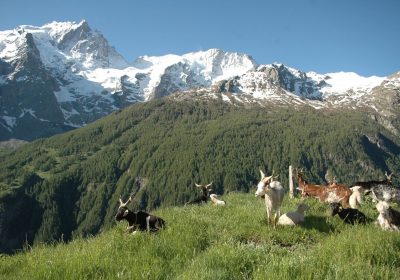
[119,196,132,208]
[206,182,213,188]
[264,175,273,182]
[260,170,265,178]
[195,183,202,188]
[385,171,392,179]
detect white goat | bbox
[255,170,285,226]
[349,186,363,209]
[210,194,226,206]
[277,202,309,226]
[376,201,400,231]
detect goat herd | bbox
[115,169,400,234]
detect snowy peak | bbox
[0,20,399,141]
[182,48,257,80]
[221,63,387,105]
[131,48,257,100]
[1,20,128,71]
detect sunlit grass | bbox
[1,193,399,279]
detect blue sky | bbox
[1,0,399,76]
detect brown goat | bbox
[297,170,351,207]
[297,170,328,201]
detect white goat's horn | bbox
[195,183,202,188]
[119,196,132,208]
[206,182,213,188]
[260,170,265,178]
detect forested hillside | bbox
[0,95,399,253]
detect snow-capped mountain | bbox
[0,20,399,140]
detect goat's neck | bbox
[124,211,137,226]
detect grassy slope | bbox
[1,193,399,280]
[1,97,400,254]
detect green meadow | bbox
[1,193,399,280]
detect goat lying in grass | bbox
[115,196,165,233]
[210,194,226,206]
[349,186,363,209]
[185,183,213,205]
[375,201,400,231]
[330,202,367,225]
[277,202,309,226]
[255,170,285,226]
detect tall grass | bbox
[1,193,399,279]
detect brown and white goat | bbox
[210,194,226,206]
[297,170,351,208]
[296,170,328,201]
[255,170,285,226]
[185,183,213,205]
[115,196,165,233]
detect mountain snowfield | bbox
[0,20,399,140]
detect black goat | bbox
[185,183,212,205]
[115,196,165,233]
[330,202,367,225]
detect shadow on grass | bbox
[301,215,335,233]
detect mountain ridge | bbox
[0,20,399,141]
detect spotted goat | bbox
[115,196,165,233]
[296,169,352,208]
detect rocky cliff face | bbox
[0,21,398,140]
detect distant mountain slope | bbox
[0,96,399,253]
[1,21,399,140]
